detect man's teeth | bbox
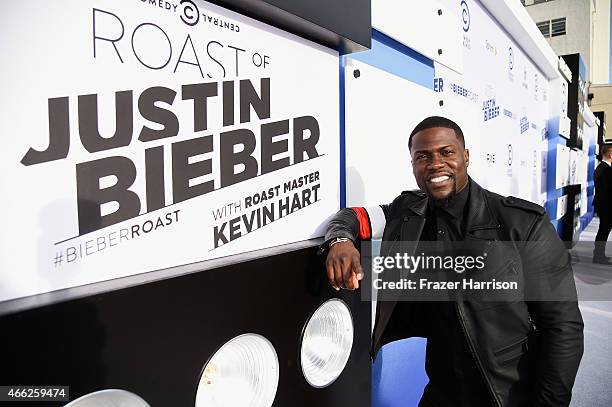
[430,175,450,183]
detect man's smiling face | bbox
[410,126,469,202]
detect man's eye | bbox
[442,150,454,156]
[416,154,428,160]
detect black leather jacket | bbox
[323,179,584,407]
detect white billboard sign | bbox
[0,0,340,301]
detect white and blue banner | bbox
[436,0,549,207]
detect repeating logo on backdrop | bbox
[520,116,530,134]
[483,98,499,122]
[449,82,479,104]
[461,0,470,32]
[485,41,498,57]
[508,47,514,70]
[483,85,498,121]
[532,150,539,187]
[461,0,471,49]
[541,123,548,140]
[507,46,515,82]
[561,81,568,115]
[507,144,513,167]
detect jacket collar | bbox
[463,177,500,232]
[407,177,500,232]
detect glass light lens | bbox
[195,333,279,407]
[64,389,150,407]
[300,299,354,388]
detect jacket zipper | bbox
[493,336,529,357]
[455,302,503,407]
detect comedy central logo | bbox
[178,0,241,32]
[180,0,199,26]
[461,0,470,32]
[508,46,514,70]
[507,144,513,167]
[507,46,515,82]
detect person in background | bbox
[593,144,612,265]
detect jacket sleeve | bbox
[320,204,390,254]
[522,214,584,406]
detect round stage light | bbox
[195,333,279,407]
[65,389,150,406]
[300,298,354,388]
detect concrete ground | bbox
[570,216,612,407]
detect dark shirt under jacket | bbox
[416,181,493,407]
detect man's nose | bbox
[427,155,445,170]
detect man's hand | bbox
[325,241,363,290]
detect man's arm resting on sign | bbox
[321,206,388,291]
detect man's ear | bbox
[464,148,470,167]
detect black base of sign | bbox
[0,245,371,406]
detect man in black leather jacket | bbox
[323,116,583,406]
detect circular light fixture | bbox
[65,389,150,407]
[300,298,354,388]
[195,333,279,407]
